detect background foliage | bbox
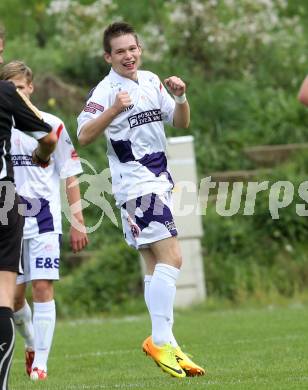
[2,0,308,314]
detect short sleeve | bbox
[12,86,52,137]
[77,82,110,137]
[53,122,83,179]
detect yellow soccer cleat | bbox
[142,336,186,378]
[174,347,206,377]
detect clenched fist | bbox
[164,76,186,97]
[112,91,132,114]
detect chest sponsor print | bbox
[128,109,162,129]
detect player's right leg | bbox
[26,233,60,381]
[139,248,156,314]
[0,185,24,389]
[121,193,185,377]
[0,272,17,390]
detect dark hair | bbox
[103,22,139,54]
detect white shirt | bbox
[11,111,83,238]
[77,68,176,206]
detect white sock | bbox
[13,301,35,350]
[149,263,179,346]
[144,275,152,314]
[32,300,56,372]
[168,310,179,348]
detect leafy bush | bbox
[56,241,142,317]
[204,153,308,300]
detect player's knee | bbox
[14,295,25,311]
[32,280,54,302]
[173,253,182,269]
[167,250,182,269]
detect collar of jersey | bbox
[109,68,140,86]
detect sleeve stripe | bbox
[56,123,64,139]
[16,89,43,119]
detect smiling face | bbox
[104,34,142,81]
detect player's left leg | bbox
[148,236,182,347]
[149,238,205,376]
[30,279,55,380]
[14,281,35,376]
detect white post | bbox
[167,136,206,307]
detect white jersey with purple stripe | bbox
[11,111,83,239]
[77,68,176,207]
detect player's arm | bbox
[66,175,89,253]
[78,91,132,146]
[32,133,58,167]
[164,76,190,129]
[10,84,57,165]
[298,76,308,106]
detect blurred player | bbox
[77,22,205,378]
[0,27,57,390]
[0,60,88,381]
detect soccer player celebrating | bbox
[0,27,57,390]
[77,22,205,378]
[0,60,88,381]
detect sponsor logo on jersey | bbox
[110,81,122,89]
[128,109,162,129]
[11,154,36,167]
[84,101,105,114]
[35,257,60,269]
[165,220,177,232]
[122,104,134,113]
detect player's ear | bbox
[28,82,34,95]
[104,52,112,64]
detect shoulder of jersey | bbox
[90,77,113,97]
[0,80,13,89]
[0,80,16,96]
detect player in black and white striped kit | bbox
[0,26,57,390]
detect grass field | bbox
[10,303,308,390]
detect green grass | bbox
[10,304,308,389]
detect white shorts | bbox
[120,192,178,250]
[16,233,61,284]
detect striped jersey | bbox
[0,80,51,182]
[11,111,82,238]
[77,68,176,207]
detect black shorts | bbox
[0,182,24,273]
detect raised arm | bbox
[10,84,57,166]
[164,76,190,129]
[78,91,132,146]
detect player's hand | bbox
[70,223,89,253]
[112,91,132,114]
[31,148,51,168]
[164,76,186,97]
